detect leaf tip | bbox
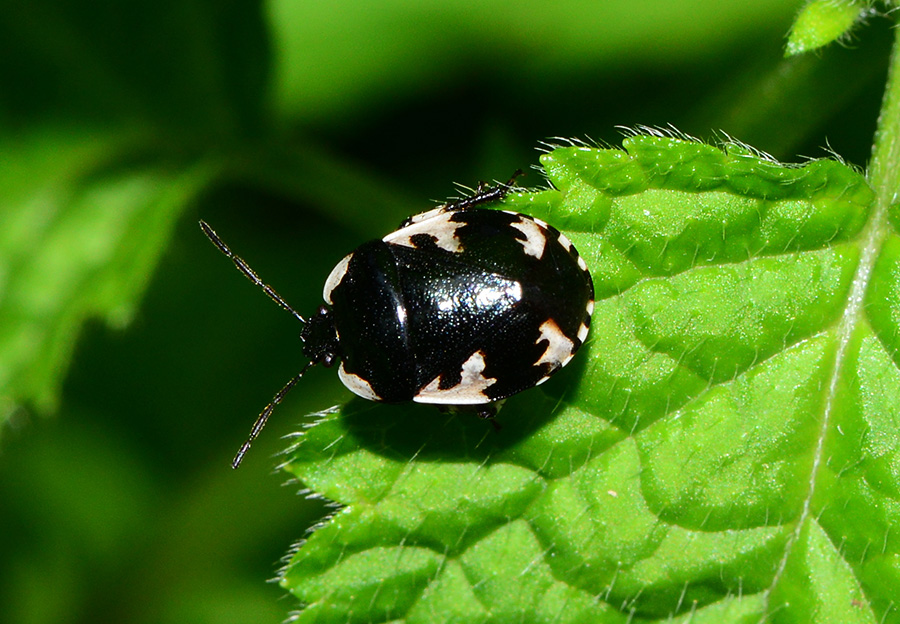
[785,0,868,57]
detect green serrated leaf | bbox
[280,136,899,622]
[0,128,214,421]
[786,0,868,56]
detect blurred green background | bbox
[0,1,891,622]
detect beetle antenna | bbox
[231,361,314,468]
[199,220,306,324]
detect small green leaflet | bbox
[786,0,869,56]
[281,135,897,624]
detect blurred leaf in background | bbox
[0,0,891,623]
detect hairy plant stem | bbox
[760,18,900,623]
[868,18,900,202]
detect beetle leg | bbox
[445,170,524,213]
[399,171,525,228]
[474,404,502,431]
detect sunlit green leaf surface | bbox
[281,136,896,623]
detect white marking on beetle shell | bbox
[338,364,382,401]
[415,350,496,404]
[577,322,590,343]
[535,318,575,368]
[557,231,575,253]
[506,211,550,229]
[509,217,547,258]
[323,254,353,304]
[577,255,588,272]
[403,206,447,226]
[577,301,594,343]
[384,211,463,253]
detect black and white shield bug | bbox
[201,174,594,467]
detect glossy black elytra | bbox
[201,174,594,467]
